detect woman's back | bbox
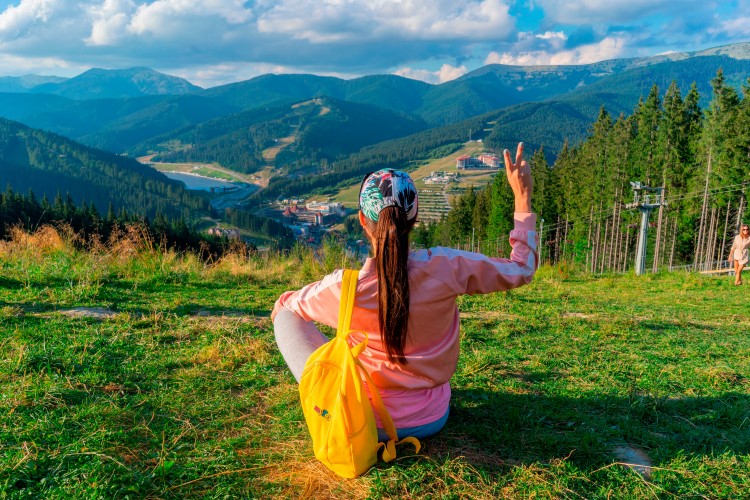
[273,144,535,434]
[273,212,537,427]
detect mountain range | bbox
[1,67,201,99]
[0,44,746,148]
[0,42,749,211]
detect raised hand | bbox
[503,142,533,213]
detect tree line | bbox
[259,111,497,200]
[0,118,210,221]
[0,186,238,258]
[0,186,300,253]
[419,70,750,272]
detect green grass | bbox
[1,229,749,498]
[141,159,255,184]
[191,166,238,182]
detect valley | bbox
[137,155,262,210]
[1,43,749,249]
[325,139,500,222]
[2,8,750,497]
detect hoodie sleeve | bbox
[423,212,538,295]
[271,269,343,326]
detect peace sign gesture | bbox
[503,142,533,213]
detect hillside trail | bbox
[258,124,299,187]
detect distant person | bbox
[729,224,750,286]
[272,143,537,441]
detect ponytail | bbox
[370,206,415,364]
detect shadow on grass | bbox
[428,389,750,469]
[0,276,24,288]
[169,303,272,318]
[0,300,57,314]
[0,276,78,290]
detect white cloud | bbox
[0,52,81,75]
[485,36,627,66]
[85,0,135,46]
[536,31,566,41]
[711,16,750,38]
[0,0,58,38]
[257,0,514,43]
[393,63,467,84]
[128,0,253,37]
[437,63,468,83]
[393,67,437,83]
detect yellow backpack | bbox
[298,269,421,478]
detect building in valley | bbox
[456,153,501,170]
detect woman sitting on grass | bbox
[729,224,750,286]
[271,143,538,441]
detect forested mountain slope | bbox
[0,94,240,153]
[153,97,427,174]
[425,70,750,271]
[200,73,431,116]
[0,118,209,220]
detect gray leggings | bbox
[273,307,449,440]
[273,307,329,382]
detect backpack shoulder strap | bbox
[357,358,421,461]
[336,269,359,340]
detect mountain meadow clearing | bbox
[1,225,748,499]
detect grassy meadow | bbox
[1,226,749,498]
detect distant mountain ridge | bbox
[4,41,748,102]
[8,67,201,99]
[0,74,67,93]
[0,41,748,185]
[198,42,750,125]
[459,41,750,82]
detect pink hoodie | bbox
[272,212,538,428]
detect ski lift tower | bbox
[625,182,666,275]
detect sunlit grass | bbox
[1,226,748,498]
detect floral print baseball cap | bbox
[358,169,418,222]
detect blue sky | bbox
[0,0,748,87]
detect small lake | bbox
[162,172,238,191]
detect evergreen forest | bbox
[0,118,209,221]
[418,70,750,272]
[0,118,295,247]
[0,186,234,258]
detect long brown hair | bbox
[366,206,415,364]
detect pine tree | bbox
[107,202,116,222]
[471,187,490,248]
[485,170,515,254]
[447,186,476,247]
[530,147,550,220]
[704,69,741,196]
[632,84,662,185]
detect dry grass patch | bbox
[7,225,70,255]
[191,335,273,371]
[261,440,371,499]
